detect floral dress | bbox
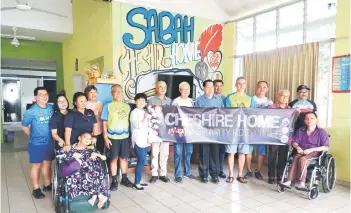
[57,144,107,198]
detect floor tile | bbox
[176,193,202,203]
[202,206,230,213]
[188,199,216,212]
[235,198,263,208]
[285,208,310,213]
[118,205,146,213]
[266,200,296,211]
[159,196,184,208]
[218,202,248,213]
[250,193,278,204]
[113,198,136,210]
[251,205,281,213]
[139,201,168,212]
[328,205,350,213]
[130,195,157,205]
[170,203,198,213]
[205,195,231,205]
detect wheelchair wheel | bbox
[55,199,67,213]
[322,155,336,193]
[307,186,319,200]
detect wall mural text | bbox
[119,7,223,100]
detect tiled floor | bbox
[1,149,350,213]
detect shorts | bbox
[28,143,55,164]
[106,138,130,159]
[249,144,266,155]
[225,144,251,154]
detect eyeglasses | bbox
[298,91,308,94]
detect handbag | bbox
[61,158,82,177]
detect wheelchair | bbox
[277,149,336,200]
[52,153,111,213]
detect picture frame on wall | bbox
[332,54,350,93]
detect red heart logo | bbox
[206,51,222,71]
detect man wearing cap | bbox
[289,85,317,133]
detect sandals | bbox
[226,177,234,183]
[236,177,247,184]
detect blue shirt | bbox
[22,104,53,146]
[64,109,97,145]
[195,94,224,108]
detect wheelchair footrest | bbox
[69,195,110,213]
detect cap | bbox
[296,85,310,92]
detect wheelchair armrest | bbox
[318,151,328,165]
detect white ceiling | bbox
[1,0,72,42]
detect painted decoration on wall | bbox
[332,54,350,93]
[118,6,224,100]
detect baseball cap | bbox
[296,85,310,92]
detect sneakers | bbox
[110,180,118,191]
[159,176,170,183]
[149,176,158,183]
[244,170,253,179]
[268,178,276,184]
[254,170,264,180]
[32,188,45,199]
[121,177,133,188]
[175,177,183,183]
[200,177,208,183]
[212,177,220,184]
[43,184,52,192]
[218,171,226,178]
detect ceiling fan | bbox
[1,0,68,18]
[1,27,36,47]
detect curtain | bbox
[243,42,319,102]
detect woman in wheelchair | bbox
[56,132,108,209]
[281,112,329,190]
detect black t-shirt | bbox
[64,109,97,145]
[49,111,68,150]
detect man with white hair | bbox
[148,81,172,183]
[172,81,196,183]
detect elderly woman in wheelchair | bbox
[55,132,109,211]
[279,112,336,199]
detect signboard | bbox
[332,54,350,93]
[148,106,297,145]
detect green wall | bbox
[1,38,63,143]
[1,38,64,91]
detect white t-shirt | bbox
[172,97,194,107]
[252,96,273,108]
[130,108,149,148]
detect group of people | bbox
[21,76,329,202]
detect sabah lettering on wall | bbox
[118,6,223,100]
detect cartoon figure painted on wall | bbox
[118,6,223,100]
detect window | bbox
[256,11,276,52]
[236,18,253,55]
[315,42,334,127]
[235,0,337,53]
[279,2,304,47]
[306,0,337,42]
[234,0,337,126]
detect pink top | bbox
[86,101,103,135]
